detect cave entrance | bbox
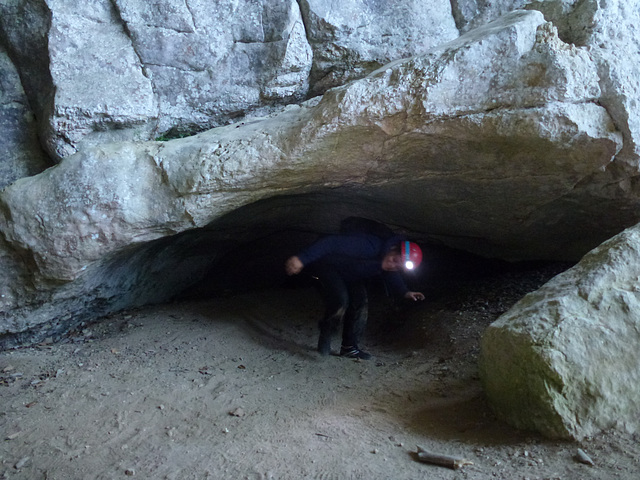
[49,192,571,354]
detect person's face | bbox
[381,251,403,271]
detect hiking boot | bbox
[340,345,372,360]
[317,333,332,356]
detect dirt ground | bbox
[1,263,639,480]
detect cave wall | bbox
[1,1,640,348]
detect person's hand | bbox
[404,291,425,301]
[285,256,304,276]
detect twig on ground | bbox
[575,448,595,466]
[415,446,474,469]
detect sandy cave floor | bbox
[1,264,640,480]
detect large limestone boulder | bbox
[480,222,640,439]
[0,10,627,343]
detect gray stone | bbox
[450,1,640,262]
[0,0,467,162]
[451,0,529,32]
[113,0,313,133]
[300,0,459,95]
[480,222,640,439]
[461,1,640,167]
[0,0,312,160]
[0,0,159,160]
[0,45,49,189]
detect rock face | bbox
[114,0,313,133]
[0,0,314,160]
[0,45,49,188]
[480,223,640,439]
[0,9,626,337]
[0,0,157,160]
[300,0,459,95]
[451,0,529,32]
[1,0,640,440]
[0,0,459,161]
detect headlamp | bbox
[401,240,423,270]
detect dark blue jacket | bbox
[297,233,409,297]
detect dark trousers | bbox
[311,264,368,347]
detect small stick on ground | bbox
[415,446,474,470]
[575,448,595,466]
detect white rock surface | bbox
[300,0,459,94]
[0,0,463,161]
[44,0,159,159]
[480,222,640,439]
[114,0,313,132]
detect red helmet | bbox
[401,241,422,270]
